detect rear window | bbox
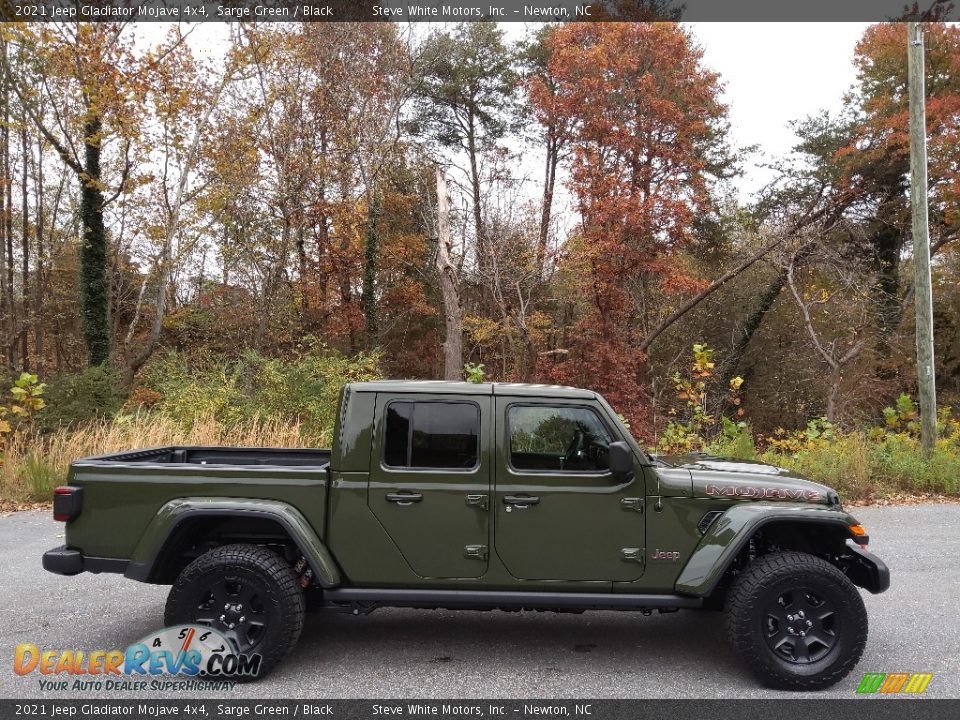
[383,401,480,470]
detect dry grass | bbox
[0,411,315,504]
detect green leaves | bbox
[464,363,486,384]
[138,344,383,446]
[882,394,917,432]
[0,372,48,463]
[9,374,47,414]
[657,343,746,455]
[414,23,519,152]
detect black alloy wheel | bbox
[762,587,838,664]
[165,543,305,679]
[194,577,270,653]
[726,551,868,690]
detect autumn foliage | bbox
[0,21,959,447]
[532,24,733,430]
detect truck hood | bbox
[654,453,839,506]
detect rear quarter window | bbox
[383,401,480,470]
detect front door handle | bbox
[386,492,423,505]
[503,495,540,507]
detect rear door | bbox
[493,397,646,582]
[368,393,491,578]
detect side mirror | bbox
[607,441,634,477]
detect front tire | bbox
[726,551,868,690]
[165,543,305,679]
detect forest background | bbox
[0,19,959,506]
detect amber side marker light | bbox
[848,523,869,548]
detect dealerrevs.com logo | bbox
[856,672,934,695]
[14,625,261,691]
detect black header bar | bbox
[4,0,958,22]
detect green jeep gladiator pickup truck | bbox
[43,381,888,689]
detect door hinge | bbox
[621,547,644,563]
[465,494,488,510]
[464,544,488,560]
[620,497,644,513]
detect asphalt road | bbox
[2,504,958,699]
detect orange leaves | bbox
[841,22,960,213]
[537,22,730,287]
[527,24,732,429]
[382,282,436,321]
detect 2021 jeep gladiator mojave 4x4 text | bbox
[43,381,888,688]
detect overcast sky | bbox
[157,21,873,203]
[689,22,870,197]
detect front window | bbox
[508,405,612,472]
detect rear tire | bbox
[165,543,304,680]
[725,551,867,690]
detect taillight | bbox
[53,486,82,522]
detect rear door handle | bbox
[503,495,540,507]
[386,492,423,505]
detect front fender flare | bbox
[674,503,862,597]
[125,497,341,588]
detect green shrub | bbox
[22,453,59,502]
[140,340,383,444]
[707,418,756,460]
[656,343,746,454]
[758,431,960,500]
[37,366,126,431]
[760,433,872,499]
[865,433,960,495]
[464,363,486,383]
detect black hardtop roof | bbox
[347,380,597,400]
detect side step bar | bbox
[322,588,703,611]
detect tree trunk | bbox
[515,317,537,382]
[79,115,110,366]
[296,222,308,314]
[715,269,787,414]
[537,134,558,274]
[826,367,841,423]
[0,69,7,370]
[466,121,484,270]
[870,217,903,338]
[337,217,355,353]
[20,121,29,370]
[435,169,463,381]
[3,79,14,369]
[34,130,44,368]
[362,188,379,341]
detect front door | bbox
[494,399,646,582]
[368,394,491,578]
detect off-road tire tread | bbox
[164,543,305,680]
[725,550,867,690]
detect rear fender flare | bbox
[674,503,863,597]
[125,497,341,588]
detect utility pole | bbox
[907,21,937,455]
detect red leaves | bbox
[529,23,731,433]
[540,22,728,294]
[841,23,960,213]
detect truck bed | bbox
[77,446,331,468]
